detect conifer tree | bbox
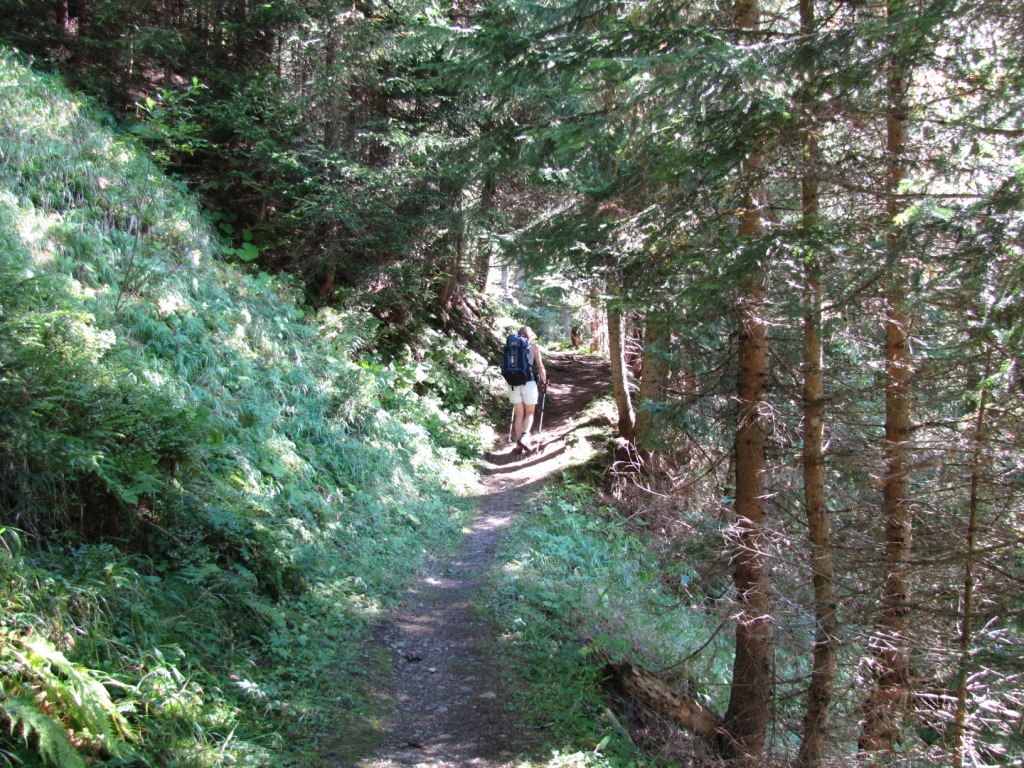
[795,0,838,761]
[859,0,918,752]
[721,0,774,758]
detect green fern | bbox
[242,595,287,630]
[3,695,87,768]
[6,639,134,757]
[178,562,223,585]
[36,640,130,738]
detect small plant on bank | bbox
[486,479,732,767]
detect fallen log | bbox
[605,660,725,741]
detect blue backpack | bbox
[500,334,533,386]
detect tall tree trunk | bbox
[634,316,667,458]
[476,175,496,293]
[163,0,176,87]
[438,248,461,323]
[323,25,345,151]
[590,287,604,352]
[607,275,635,441]
[859,0,915,753]
[438,185,473,323]
[796,1,837,765]
[724,270,771,761]
[952,347,991,768]
[319,263,336,301]
[721,1,772,759]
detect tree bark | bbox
[607,275,636,441]
[724,273,772,762]
[323,23,345,151]
[721,0,773,760]
[796,168,838,768]
[859,0,915,753]
[634,316,667,458]
[952,348,991,768]
[438,184,475,322]
[795,1,838,765]
[162,0,176,87]
[590,287,605,352]
[474,175,496,293]
[319,263,336,301]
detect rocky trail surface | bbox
[354,351,612,768]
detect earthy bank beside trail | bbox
[353,351,612,768]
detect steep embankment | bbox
[0,50,490,768]
[356,351,613,768]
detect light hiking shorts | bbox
[509,380,539,406]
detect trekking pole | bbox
[537,382,548,434]
[508,405,516,443]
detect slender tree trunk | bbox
[724,271,771,761]
[607,275,635,441]
[163,0,176,87]
[319,263,336,301]
[438,248,461,321]
[438,185,472,321]
[323,26,345,150]
[721,3,772,758]
[952,348,991,768]
[796,1,837,765]
[634,316,667,458]
[590,287,604,352]
[476,176,496,293]
[860,0,915,752]
[798,237,836,768]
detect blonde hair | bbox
[519,326,535,340]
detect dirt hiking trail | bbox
[354,351,612,768]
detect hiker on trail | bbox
[507,326,547,454]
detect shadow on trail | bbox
[482,443,568,474]
[482,350,612,478]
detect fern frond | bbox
[244,597,287,629]
[13,639,135,750]
[2,695,87,768]
[177,562,223,585]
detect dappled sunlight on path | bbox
[353,352,611,768]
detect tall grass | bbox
[486,475,733,767]
[0,48,490,767]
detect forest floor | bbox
[352,350,613,768]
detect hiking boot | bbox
[517,439,534,455]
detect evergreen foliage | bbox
[0,0,494,329]
[462,0,1024,762]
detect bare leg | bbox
[512,402,526,443]
[520,404,536,448]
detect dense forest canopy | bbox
[0,0,1022,766]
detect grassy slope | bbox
[0,49,495,767]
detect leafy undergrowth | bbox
[0,49,494,767]
[486,469,733,768]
